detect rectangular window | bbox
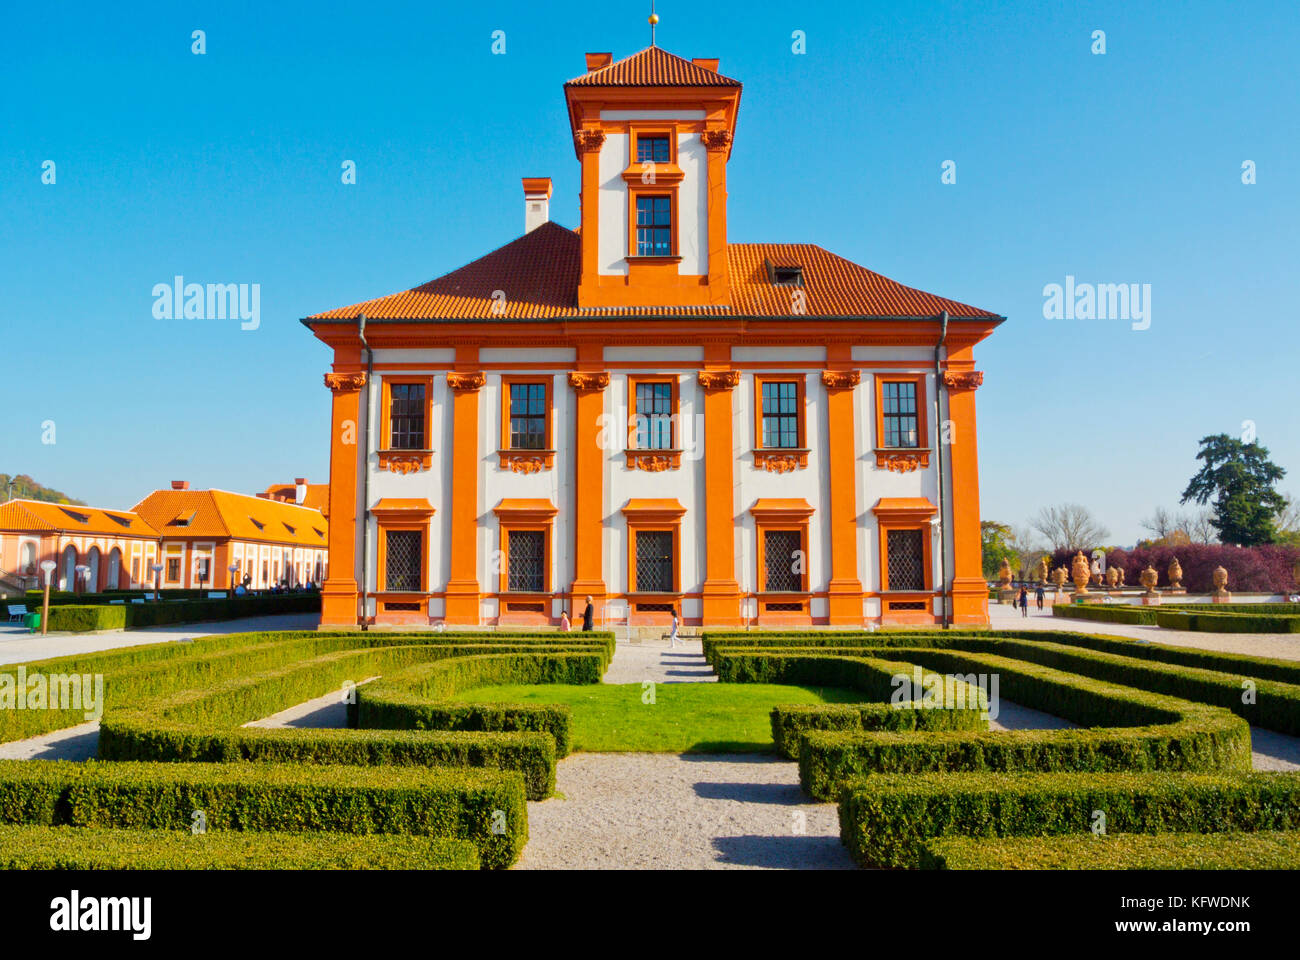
[634,381,673,450]
[763,530,803,592]
[195,557,210,585]
[384,529,423,592]
[131,557,140,582]
[635,195,672,257]
[761,381,800,448]
[882,381,919,448]
[636,135,671,163]
[389,382,426,450]
[886,529,926,591]
[635,531,674,593]
[166,557,181,582]
[508,383,547,450]
[506,530,545,593]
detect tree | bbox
[1186,508,1219,545]
[981,521,1019,580]
[1180,434,1287,546]
[1276,494,1300,547]
[1029,503,1110,552]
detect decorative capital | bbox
[942,370,984,391]
[820,369,861,391]
[446,371,486,393]
[568,371,610,393]
[697,369,740,392]
[702,129,733,152]
[324,372,367,393]
[574,129,606,153]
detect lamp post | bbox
[74,564,89,597]
[39,560,56,635]
[150,563,163,601]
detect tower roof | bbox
[565,46,740,87]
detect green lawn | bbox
[454,682,862,752]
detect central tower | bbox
[564,47,742,309]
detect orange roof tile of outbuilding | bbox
[566,46,740,87]
[0,500,159,538]
[304,223,999,322]
[131,489,328,548]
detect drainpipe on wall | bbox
[934,310,951,629]
[357,313,373,631]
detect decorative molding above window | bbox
[874,449,931,472]
[324,372,366,393]
[446,371,486,393]
[942,370,984,391]
[753,448,809,473]
[498,450,556,474]
[377,450,433,474]
[625,450,682,472]
[568,371,610,393]
[697,369,740,391]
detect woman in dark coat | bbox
[581,595,594,631]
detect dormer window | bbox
[636,135,671,163]
[635,196,673,256]
[773,266,803,286]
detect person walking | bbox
[1018,586,1029,617]
[559,609,571,632]
[668,607,680,648]
[1035,585,1045,611]
[581,595,594,632]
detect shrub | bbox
[0,758,528,869]
[1050,543,1300,594]
[838,770,1300,868]
[919,830,1300,870]
[44,604,127,632]
[1155,609,1300,633]
[35,595,323,633]
[1051,604,1158,626]
[0,824,480,870]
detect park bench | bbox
[6,604,25,623]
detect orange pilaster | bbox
[698,365,740,626]
[943,354,988,626]
[822,366,864,626]
[568,365,609,623]
[575,128,605,308]
[444,367,485,624]
[703,126,732,305]
[320,372,365,626]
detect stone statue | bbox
[1105,567,1119,590]
[1168,558,1184,592]
[1115,566,1126,588]
[1052,566,1068,596]
[1036,556,1049,585]
[1140,564,1159,596]
[1071,551,1091,595]
[998,558,1014,589]
[1212,565,1231,601]
[1090,557,1103,585]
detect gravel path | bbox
[515,752,854,870]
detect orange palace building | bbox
[304,46,1003,631]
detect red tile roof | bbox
[305,222,999,322]
[0,500,158,538]
[566,46,740,87]
[131,490,328,547]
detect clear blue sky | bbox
[3,0,1296,543]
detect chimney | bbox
[585,52,613,71]
[170,480,189,491]
[522,177,552,233]
[294,478,308,505]
[691,58,720,73]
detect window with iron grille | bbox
[509,383,547,450]
[389,383,426,450]
[384,529,422,592]
[507,530,545,592]
[635,196,672,256]
[634,381,673,449]
[886,528,926,591]
[761,381,800,448]
[882,381,919,448]
[636,135,670,163]
[763,530,803,592]
[635,531,674,593]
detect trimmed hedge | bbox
[838,770,1300,868]
[792,649,1251,801]
[0,824,480,870]
[0,758,527,869]
[1053,602,1300,633]
[1052,604,1158,626]
[358,653,604,758]
[1156,609,1300,633]
[2,629,613,745]
[41,594,321,632]
[98,645,604,799]
[919,830,1300,870]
